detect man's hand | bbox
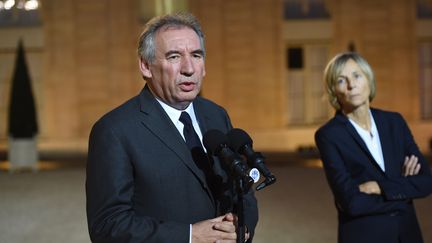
[403,155,421,177]
[192,213,236,243]
[192,213,250,243]
[213,213,250,243]
[359,181,381,195]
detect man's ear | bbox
[139,58,152,79]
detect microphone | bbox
[203,129,254,190]
[227,128,276,191]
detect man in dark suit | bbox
[86,13,258,243]
[315,52,432,243]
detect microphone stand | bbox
[232,169,253,243]
[205,140,252,243]
[235,175,247,243]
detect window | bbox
[283,0,330,20]
[285,45,329,125]
[417,0,432,19]
[419,42,432,119]
[287,48,304,69]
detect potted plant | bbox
[7,40,39,172]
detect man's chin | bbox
[170,95,197,109]
[181,91,200,100]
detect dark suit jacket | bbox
[86,85,258,242]
[315,108,432,243]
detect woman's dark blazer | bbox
[315,108,432,243]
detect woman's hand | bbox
[359,181,381,195]
[359,155,421,196]
[403,155,421,177]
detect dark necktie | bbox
[179,112,203,151]
[179,112,216,195]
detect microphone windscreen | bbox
[227,128,253,152]
[203,129,228,155]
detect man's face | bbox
[140,27,205,110]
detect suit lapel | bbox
[371,109,397,177]
[137,86,211,195]
[193,97,212,136]
[335,111,385,174]
[193,98,229,211]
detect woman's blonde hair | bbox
[323,52,376,110]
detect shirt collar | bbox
[154,97,197,125]
[348,109,377,136]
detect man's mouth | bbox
[179,82,196,92]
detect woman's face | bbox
[334,59,371,112]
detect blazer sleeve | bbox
[315,129,407,217]
[86,119,189,243]
[378,113,432,201]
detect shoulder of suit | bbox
[194,96,227,113]
[370,107,404,122]
[316,118,340,138]
[316,111,344,133]
[93,93,141,128]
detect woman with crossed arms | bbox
[315,52,432,243]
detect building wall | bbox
[327,0,432,152]
[190,0,286,131]
[39,0,142,151]
[330,0,419,119]
[0,0,431,154]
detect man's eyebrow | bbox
[165,49,204,57]
[191,49,204,56]
[165,50,181,57]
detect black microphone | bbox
[227,128,276,191]
[203,129,254,190]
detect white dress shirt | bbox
[349,110,386,172]
[155,98,203,243]
[155,98,204,147]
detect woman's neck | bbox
[344,106,371,131]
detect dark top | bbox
[315,108,432,243]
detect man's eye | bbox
[168,55,180,60]
[193,53,203,59]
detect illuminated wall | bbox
[0,0,431,154]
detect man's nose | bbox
[180,56,194,76]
